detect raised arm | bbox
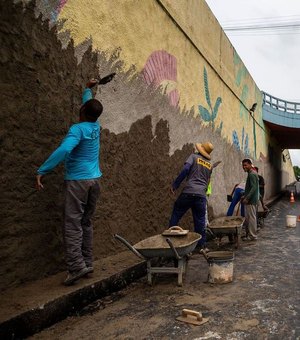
[82,79,98,104]
[171,162,192,194]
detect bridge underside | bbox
[264,121,300,149]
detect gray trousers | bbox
[64,179,100,273]
[244,204,258,239]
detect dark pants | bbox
[64,179,100,273]
[169,193,207,246]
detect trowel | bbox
[96,72,116,85]
[176,309,209,326]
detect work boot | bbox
[86,266,94,273]
[64,267,91,286]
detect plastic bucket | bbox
[286,215,297,228]
[207,251,234,284]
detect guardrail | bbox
[263,92,300,114]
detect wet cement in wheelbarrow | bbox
[209,216,244,227]
[134,232,200,249]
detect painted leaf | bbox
[232,130,240,151]
[199,105,212,122]
[236,68,242,86]
[217,121,223,133]
[203,67,212,110]
[241,127,245,151]
[212,97,222,120]
[244,135,249,155]
[253,120,257,159]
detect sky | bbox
[205,0,300,167]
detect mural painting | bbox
[49,0,67,23]
[198,66,223,131]
[232,127,250,156]
[142,50,179,107]
[233,50,258,158]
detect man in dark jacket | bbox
[169,142,214,249]
[241,158,259,241]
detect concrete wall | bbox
[0,0,295,290]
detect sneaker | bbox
[198,247,210,254]
[64,267,90,286]
[86,266,94,274]
[242,236,257,242]
[192,245,209,255]
[82,267,94,279]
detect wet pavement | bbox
[30,192,300,340]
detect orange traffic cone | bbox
[297,216,300,222]
[290,192,295,203]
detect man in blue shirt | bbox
[36,79,103,285]
[169,142,214,250]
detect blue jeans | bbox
[227,188,245,217]
[169,193,207,246]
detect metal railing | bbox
[262,92,300,114]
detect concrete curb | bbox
[0,256,146,339]
[265,193,283,207]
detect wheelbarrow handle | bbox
[165,238,181,260]
[199,249,209,261]
[182,309,203,321]
[114,234,145,260]
[167,226,184,232]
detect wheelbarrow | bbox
[257,209,271,228]
[208,216,245,249]
[114,232,201,286]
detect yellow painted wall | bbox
[52,0,286,163]
[59,0,203,109]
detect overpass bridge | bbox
[262,92,300,149]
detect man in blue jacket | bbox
[36,79,102,285]
[169,142,214,250]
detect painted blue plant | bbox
[244,135,249,156]
[232,127,250,156]
[232,131,240,150]
[216,121,223,134]
[199,67,222,130]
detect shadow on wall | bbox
[0,0,99,290]
[97,117,196,259]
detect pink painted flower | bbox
[143,50,179,107]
